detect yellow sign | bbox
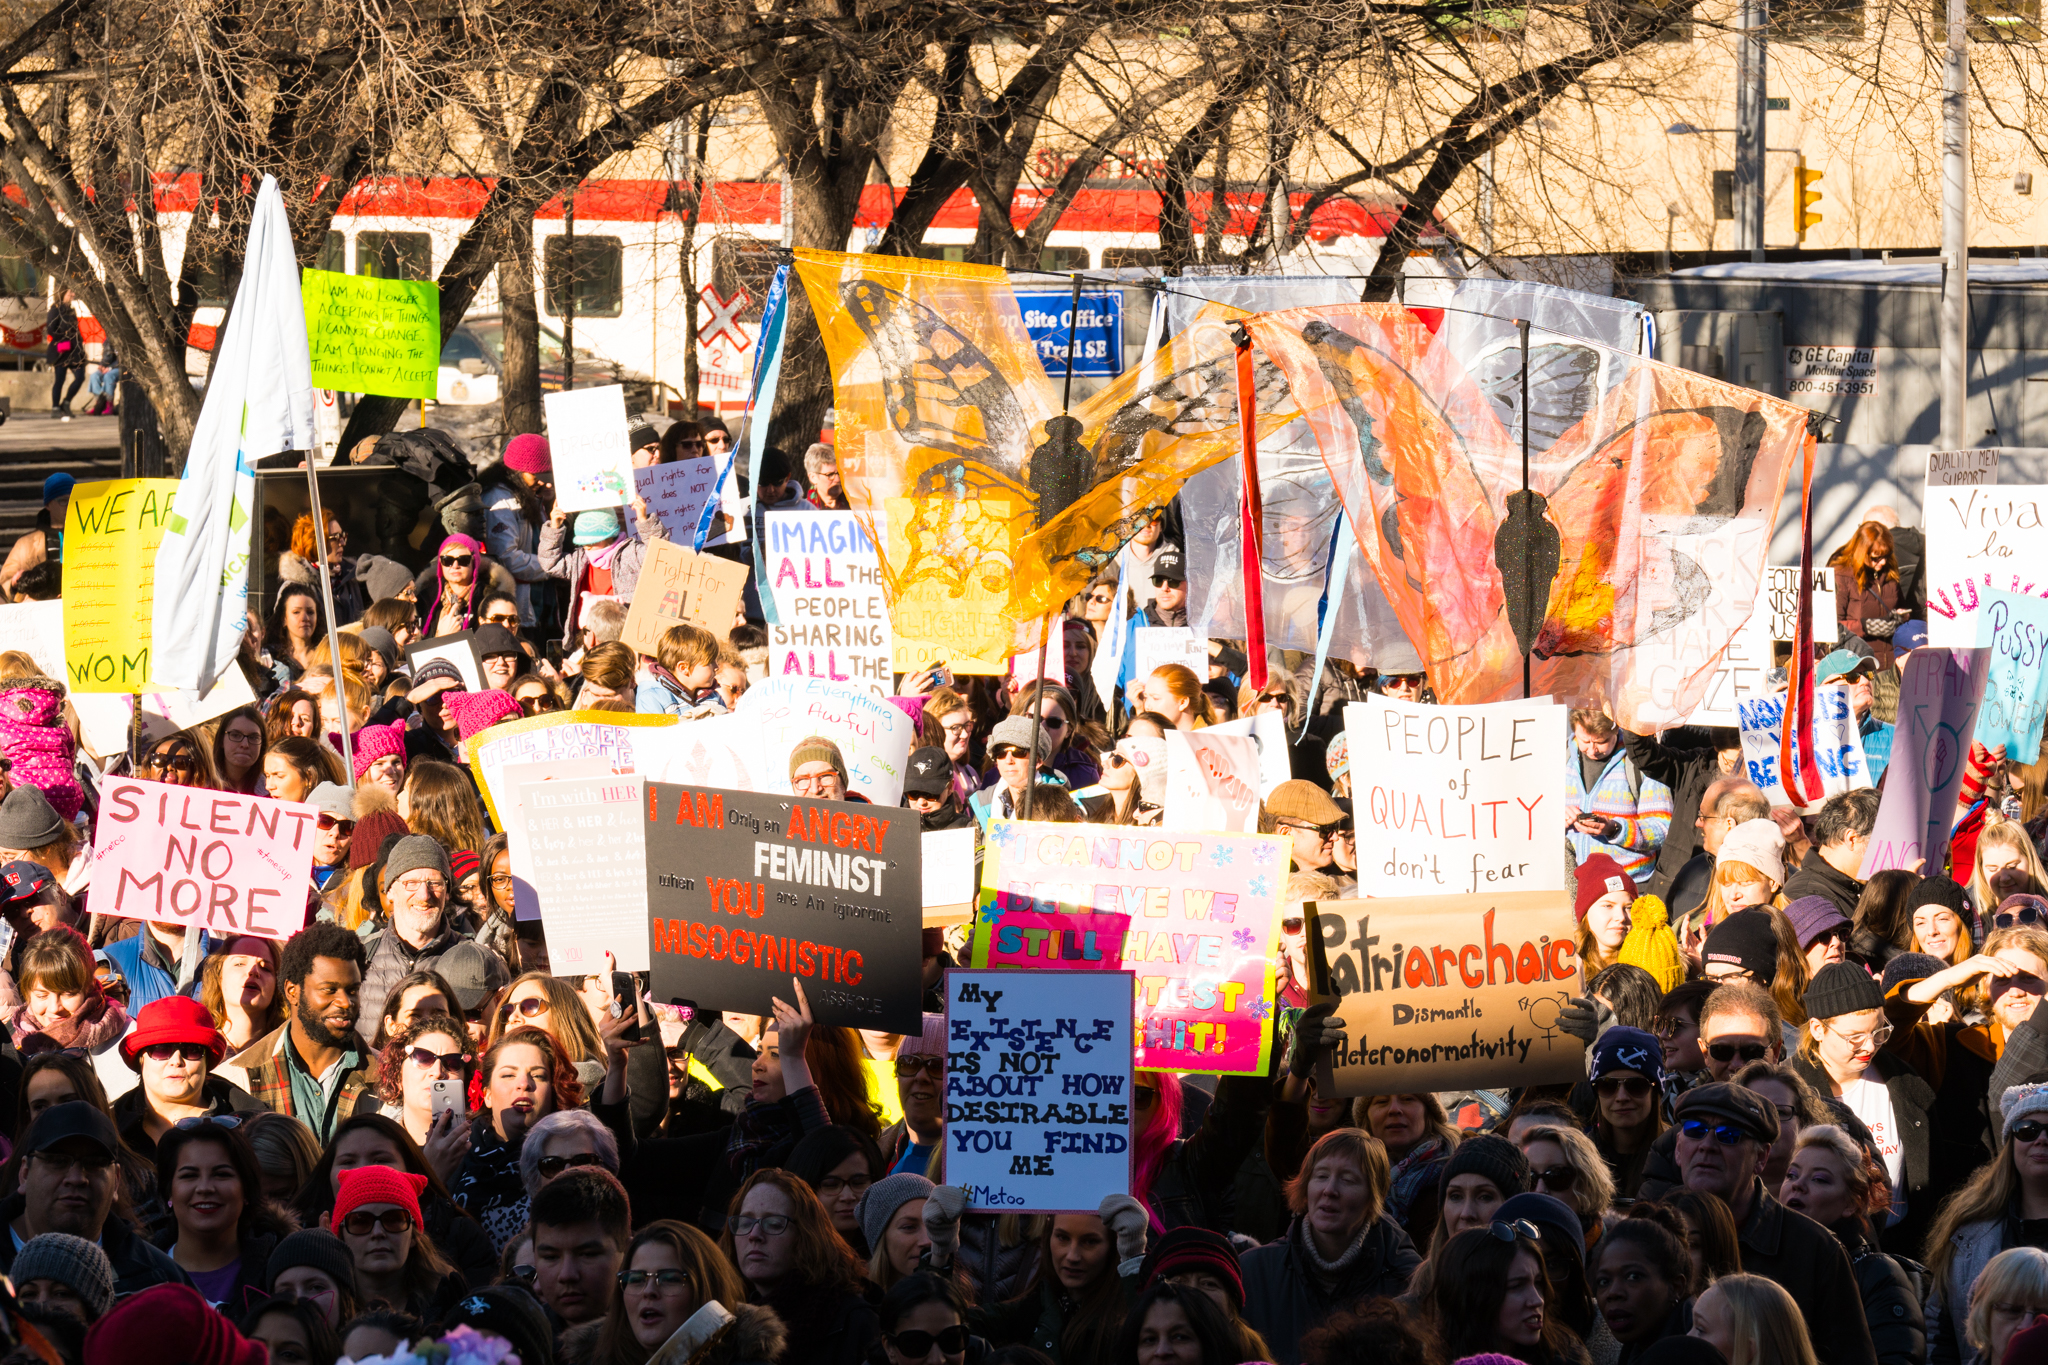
[884,494,1024,673]
[62,479,180,693]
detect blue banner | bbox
[1977,587,2048,758]
[1014,289,1124,377]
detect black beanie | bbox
[1438,1132,1529,1200]
[265,1230,356,1298]
[1702,909,1780,983]
[442,1285,555,1365]
[1803,961,1883,1020]
[1907,876,1971,915]
[1882,951,1949,995]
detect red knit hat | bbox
[1575,853,1632,921]
[84,1283,267,1365]
[349,809,411,872]
[119,995,228,1069]
[351,723,408,782]
[443,689,524,742]
[504,433,552,475]
[333,1165,428,1231]
[451,849,481,884]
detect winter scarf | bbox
[583,533,627,573]
[8,991,128,1052]
[1385,1135,1450,1228]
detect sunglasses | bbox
[1595,1075,1652,1098]
[406,1047,470,1071]
[325,531,347,547]
[1530,1165,1578,1190]
[146,753,197,772]
[1281,917,1304,933]
[1382,674,1426,687]
[143,1043,210,1063]
[1678,1118,1750,1146]
[1277,818,1342,838]
[536,1152,605,1179]
[316,813,355,833]
[1087,590,1115,603]
[895,1055,944,1077]
[1104,751,1130,768]
[483,614,521,627]
[1488,1219,1540,1243]
[889,1328,970,1357]
[520,695,564,714]
[500,997,549,1023]
[173,1115,240,1130]
[341,1208,415,1236]
[1706,1041,1770,1064]
[440,554,473,567]
[1997,906,2046,928]
[991,745,1029,760]
[1151,576,1180,589]
[1039,716,1067,730]
[508,1264,537,1284]
[2012,1120,2048,1145]
[1134,1083,1158,1110]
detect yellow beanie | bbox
[1615,894,1686,993]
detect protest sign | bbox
[1206,711,1291,799]
[406,633,482,693]
[885,494,1021,675]
[1009,620,1070,688]
[972,821,1286,1075]
[634,457,722,541]
[943,968,1133,1212]
[1629,517,1773,728]
[644,781,924,1031]
[976,908,1130,969]
[1308,890,1584,1096]
[1925,485,2048,647]
[621,540,750,656]
[501,757,618,921]
[764,511,892,697]
[518,775,650,972]
[1736,684,1872,810]
[300,269,439,401]
[1161,730,1261,832]
[91,777,315,939]
[102,669,264,753]
[1133,627,1209,682]
[0,600,63,677]
[1013,289,1125,377]
[1344,694,1567,897]
[545,384,635,513]
[62,478,178,692]
[1861,647,1991,876]
[1764,566,1838,643]
[1976,589,2048,759]
[923,826,978,924]
[638,676,917,804]
[1929,448,1999,488]
[467,710,673,826]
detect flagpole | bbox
[303,460,356,781]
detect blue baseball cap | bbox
[41,472,73,504]
[1894,620,1928,652]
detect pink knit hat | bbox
[350,723,408,781]
[504,434,551,474]
[442,689,523,742]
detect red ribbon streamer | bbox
[1779,430,1823,808]
[1236,338,1267,691]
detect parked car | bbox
[438,314,656,411]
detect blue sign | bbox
[1016,290,1124,378]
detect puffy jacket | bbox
[0,674,82,820]
[1241,1215,1422,1365]
[537,513,671,651]
[1833,1215,1925,1365]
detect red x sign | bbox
[697,285,751,352]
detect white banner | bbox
[637,676,917,804]
[1926,485,2048,648]
[1161,730,1261,832]
[1736,684,1873,810]
[763,511,892,697]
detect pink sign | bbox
[979,907,1130,969]
[92,778,318,939]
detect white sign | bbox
[1161,730,1261,832]
[1736,684,1873,811]
[1204,710,1291,799]
[764,511,892,697]
[637,676,917,804]
[1132,627,1208,685]
[518,775,650,972]
[1925,485,2048,648]
[544,384,634,513]
[923,826,977,918]
[1345,693,1568,897]
[0,600,63,676]
[467,712,665,827]
[1629,517,1772,729]
[500,757,615,921]
[1786,344,1878,399]
[407,634,482,693]
[944,968,1133,1214]
[1928,448,2000,489]
[634,458,722,541]
[1764,566,1838,643]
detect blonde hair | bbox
[1699,859,1779,935]
[655,623,719,675]
[309,633,368,674]
[402,760,489,855]
[1707,1274,1819,1365]
[1146,664,1213,727]
[1518,1123,1615,1224]
[0,651,39,680]
[1969,1248,2048,1354]
[1789,1123,1889,1218]
[1970,818,2048,914]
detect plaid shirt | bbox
[1566,738,1673,885]
[233,1023,381,1144]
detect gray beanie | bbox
[380,834,453,893]
[267,1229,358,1297]
[0,786,64,850]
[857,1172,935,1253]
[358,626,399,670]
[989,715,1052,765]
[13,1233,114,1319]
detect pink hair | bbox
[1130,1069,1184,1232]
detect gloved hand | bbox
[922,1185,969,1266]
[1557,994,1612,1048]
[1285,1002,1344,1078]
[1098,1193,1149,1261]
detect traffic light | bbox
[1795,167,1824,235]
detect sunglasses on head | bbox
[2012,1120,2048,1145]
[1595,1075,1652,1098]
[1678,1118,1750,1146]
[536,1152,604,1179]
[889,1328,970,1357]
[1488,1219,1540,1243]
[341,1208,414,1236]
[316,813,355,833]
[440,554,473,567]
[1707,1041,1770,1064]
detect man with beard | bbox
[234,923,378,1143]
[0,1103,185,1293]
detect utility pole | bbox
[1941,0,1970,448]
[1735,0,1768,261]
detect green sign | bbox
[302,268,440,400]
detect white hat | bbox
[2002,1082,2048,1131]
[1717,818,1787,887]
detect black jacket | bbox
[1789,1049,1938,1257]
[0,1193,189,1295]
[112,1075,270,1163]
[1147,1073,1272,1235]
[1241,1215,1423,1365]
[1622,727,1724,901]
[1782,846,1865,921]
[1832,1214,1926,1365]
[757,1282,879,1365]
[1733,1181,1877,1365]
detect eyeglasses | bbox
[888,1328,970,1357]
[1822,1019,1893,1050]
[143,1043,210,1063]
[1530,1165,1578,1190]
[939,720,974,737]
[173,1115,240,1130]
[489,873,515,889]
[406,1047,471,1071]
[394,877,447,896]
[730,1214,794,1237]
[500,998,549,1023]
[341,1208,415,1236]
[619,1268,691,1290]
[1488,1219,1540,1243]
[224,729,263,746]
[2011,1120,2048,1145]
[440,554,473,567]
[895,1056,944,1077]
[316,813,355,834]
[1595,1075,1652,1098]
[1706,1041,1770,1064]
[1677,1118,1750,1146]
[536,1152,605,1179]
[146,753,197,773]
[817,1174,872,1196]
[326,531,348,548]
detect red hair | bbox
[1828,522,1898,592]
[467,1026,584,1112]
[1131,1069,1184,1232]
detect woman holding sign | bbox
[538,496,668,654]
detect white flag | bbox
[152,175,316,691]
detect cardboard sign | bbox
[1628,517,1773,728]
[885,495,1021,676]
[501,757,618,921]
[1205,710,1291,799]
[1926,485,2048,648]
[644,782,924,1031]
[923,826,978,923]
[972,821,1286,1075]
[943,968,1134,1212]
[1736,684,1873,810]
[765,511,892,697]
[545,384,635,513]
[1309,890,1584,1096]
[634,458,723,541]
[1928,448,1999,488]
[1861,648,1991,877]
[1764,566,1839,643]
[406,632,482,693]
[467,710,673,826]
[1133,627,1209,683]
[621,540,750,656]
[301,269,439,401]
[91,778,316,939]
[1345,694,1568,897]
[62,478,179,692]
[519,775,650,972]
[1978,591,2048,759]
[1161,730,1261,832]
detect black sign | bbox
[644,782,924,1032]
